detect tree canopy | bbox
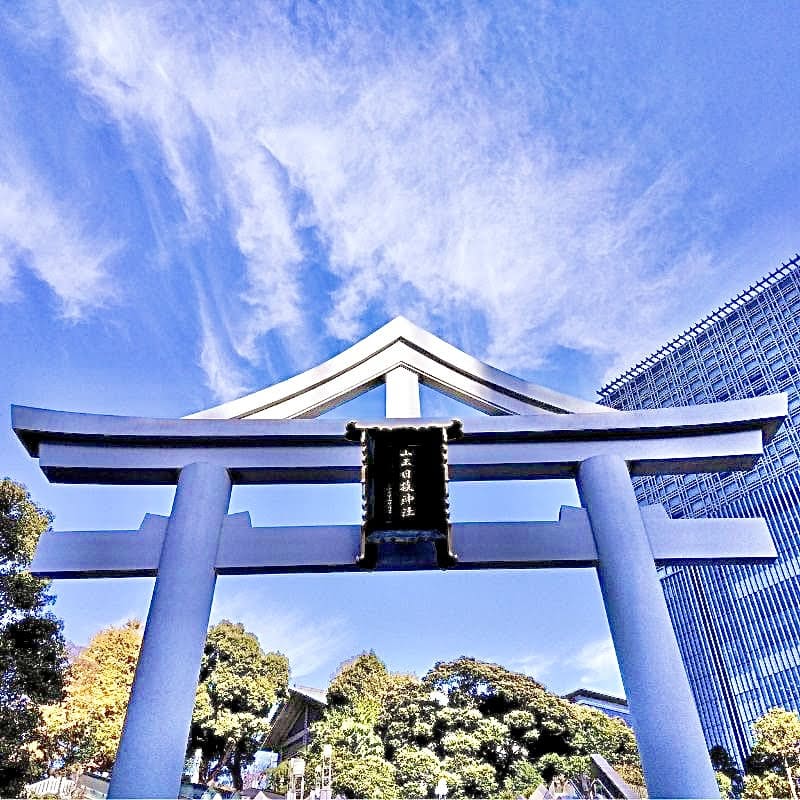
[0,478,67,796]
[190,620,289,789]
[37,619,143,774]
[303,653,640,799]
[36,617,287,791]
[744,708,800,799]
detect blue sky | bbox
[1,0,799,698]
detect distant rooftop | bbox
[599,254,800,397]
[564,688,628,707]
[290,684,327,705]
[264,685,327,754]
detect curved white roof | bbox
[186,316,610,419]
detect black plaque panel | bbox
[365,428,447,535]
[346,420,461,569]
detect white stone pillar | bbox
[108,462,231,799]
[385,366,421,417]
[576,454,718,799]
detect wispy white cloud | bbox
[509,635,623,696]
[196,296,251,402]
[210,590,353,681]
[507,652,558,682]
[52,0,719,392]
[0,165,117,318]
[572,636,624,696]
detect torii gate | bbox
[13,317,786,800]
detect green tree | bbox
[310,652,640,799]
[264,758,291,795]
[0,478,67,796]
[379,673,437,760]
[420,657,637,788]
[378,656,637,797]
[749,708,800,800]
[190,620,289,789]
[311,708,398,798]
[716,770,733,798]
[393,746,441,798]
[743,771,792,800]
[534,752,590,785]
[710,744,742,796]
[328,650,391,726]
[38,620,143,773]
[443,757,498,798]
[612,763,647,796]
[499,759,544,798]
[570,704,640,771]
[309,653,399,798]
[423,658,574,761]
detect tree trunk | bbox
[231,750,243,790]
[784,759,797,800]
[228,749,244,792]
[207,741,235,784]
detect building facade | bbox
[598,255,800,767]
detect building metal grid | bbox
[598,254,800,767]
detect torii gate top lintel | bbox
[11,392,786,484]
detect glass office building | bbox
[598,255,800,767]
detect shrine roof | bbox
[185,316,611,419]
